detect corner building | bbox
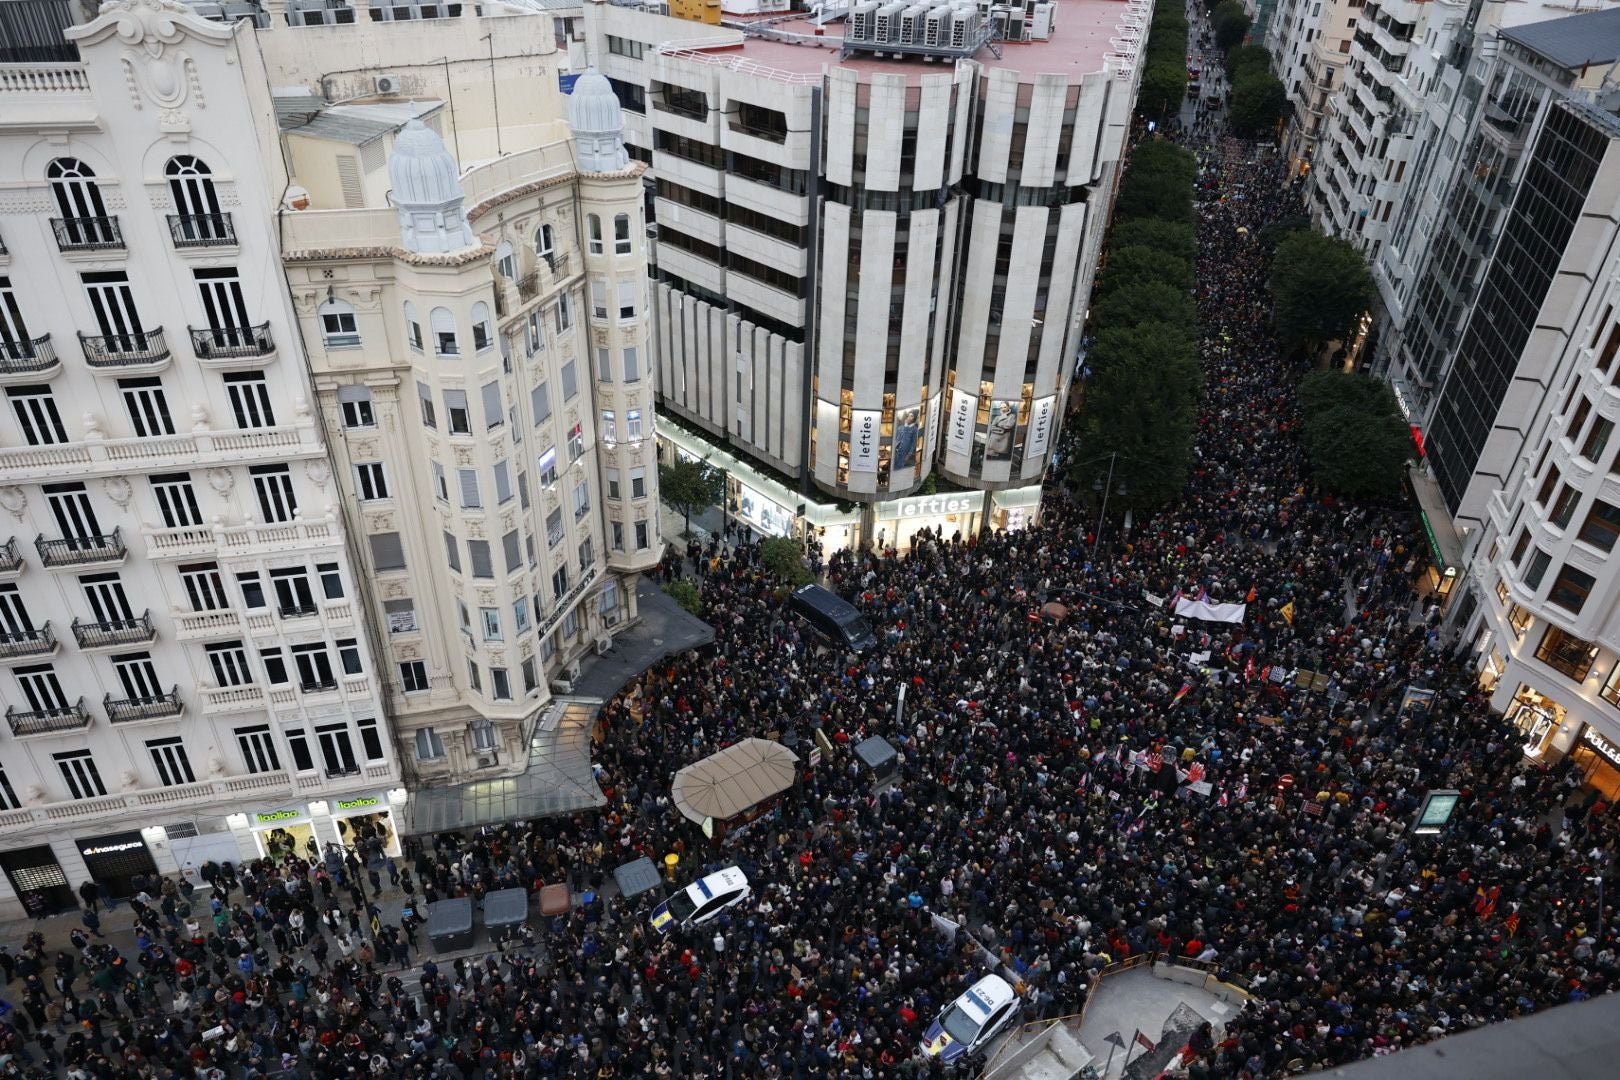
[587,0,1145,550]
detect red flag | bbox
[1172,683,1192,706]
[1504,911,1521,937]
[1217,788,1229,808]
[1134,1029,1157,1052]
[1244,656,1256,682]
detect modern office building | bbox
[0,0,406,918]
[585,0,1147,552]
[1455,99,1620,798]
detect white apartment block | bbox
[0,0,406,918]
[1270,0,1362,176]
[586,0,1144,552]
[254,10,663,786]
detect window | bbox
[630,467,647,499]
[457,598,472,636]
[494,461,514,504]
[602,409,616,445]
[1569,396,1593,444]
[612,521,624,550]
[179,563,227,611]
[606,34,646,59]
[636,520,649,550]
[384,598,417,634]
[525,310,545,356]
[1538,469,1559,507]
[1512,529,1531,566]
[627,409,643,441]
[547,508,565,547]
[1549,485,1580,530]
[358,716,385,761]
[336,638,363,675]
[48,157,110,233]
[607,468,620,499]
[573,478,591,519]
[369,532,406,572]
[260,647,289,685]
[1549,564,1597,615]
[538,448,558,487]
[600,578,619,615]
[0,277,38,362]
[293,643,336,691]
[568,421,584,461]
[8,386,67,445]
[502,529,521,575]
[561,608,579,640]
[55,751,106,800]
[588,214,603,255]
[1524,548,1552,589]
[355,461,389,501]
[513,596,531,633]
[338,386,374,428]
[444,531,461,574]
[400,661,430,694]
[535,223,555,262]
[557,294,572,333]
[532,382,552,424]
[286,729,315,773]
[592,280,609,320]
[236,572,266,610]
[206,641,252,687]
[623,346,640,382]
[510,404,521,441]
[495,240,516,280]
[467,660,482,693]
[472,302,493,352]
[614,213,632,256]
[431,307,458,355]
[444,389,471,435]
[151,473,202,529]
[1536,624,1598,681]
[578,535,594,570]
[492,668,512,701]
[320,299,360,347]
[147,737,195,787]
[417,380,436,429]
[522,657,538,694]
[316,724,357,776]
[1583,417,1615,463]
[481,607,502,640]
[415,727,446,760]
[469,539,493,579]
[119,377,175,437]
[317,562,344,600]
[224,372,275,429]
[551,563,570,598]
[433,461,448,502]
[1580,500,1620,552]
[457,468,482,508]
[250,465,297,522]
[405,301,423,352]
[270,567,315,616]
[236,725,280,774]
[618,280,636,320]
[481,381,503,430]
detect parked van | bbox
[789,584,877,652]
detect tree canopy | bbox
[1108,219,1197,264]
[1297,371,1413,498]
[1212,0,1251,50]
[1097,244,1194,298]
[759,536,813,587]
[1225,43,1271,82]
[1090,282,1197,336]
[658,457,725,536]
[1270,230,1374,351]
[1229,72,1287,136]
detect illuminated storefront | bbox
[1506,684,1565,759]
[1571,725,1620,801]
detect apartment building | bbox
[1455,99,1620,799]
[249,9,662,788]
[0,0,404,919]
[586,0,1145,552]
[1269,0,1362,175]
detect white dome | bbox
[389,117,464,208]
[568,68,630,174]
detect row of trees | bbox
[1071,138,1203,510]
[1224,42,1288,137]
[1139,1,1192,118]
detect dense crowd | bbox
[4,26,1620,1080]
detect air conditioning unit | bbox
[595,635,613,655]
[564,662,581,682]
[549,678,575,695]
[1031,2,1053,40]
[373,74,401,96]
[473,752,498,769]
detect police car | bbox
[920,974,1019,1065]
[648,866,750,934]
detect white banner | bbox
[927,394,943,460]
[849,409,880,473]
[947,389,974,457]
[1175,598,1247,623]
[1024,396,1056,461]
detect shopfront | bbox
[803,499,861,556]
[76,831,160,899]
[728,475,796,540]
[1570,725,1620,801]
[326,793,403,858]
[0,844,74,916]
[249,806,317,860]
[1506,684,1566,759]
[990,485,1044,534]
[874,491,985,553]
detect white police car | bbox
[648,866,750,934]
[920,974,1019,1065]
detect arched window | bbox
[613,213,632,256]
[404,301,423,352]
[495,240,515,280]
[430,307,458,355]
[471,302,493,352]
[165,156,228,245]
[587,214,603,256]
[47,158,113,247]
[319,298,360,347]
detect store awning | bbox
[404,702,605,834]
[671,738,799,826]
[1408,465,1465,572]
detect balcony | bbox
[0,335,60,382]
[0,420,321,484]
[6,698,91,737]
[0,537,21,577]
[0,624,56,661]
[104,687,183,724]
[279,602,318,620]
[167,213,236,249]
[171,609,242,640]
[325,764,362,780]
[72,610,156,650]
[199,683,265,714]
[36,529,125,569]
[79,328,171,371]
[299,677,339,694]
[50,216,123,252]
[189,323,274,364]
[142,514,342,561]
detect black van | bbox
[789,584,877,653]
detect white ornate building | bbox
[0,0,406,918]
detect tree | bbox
[1085,323,1201,389]
[1229,72,1287,136]
[1115,142,1198,224]
[1138,63,1189,120]
[1297,371,1412,497]
[1270,230,1374,353]
[1257,214,1311,249]
[1212,0,1251,50]
[1109,219,1197,264]
[1075,349,1200,510]
[1097,245,1193,297]
[1091,282,1197,337]
[1225,44,1271,83]
[759,536,813,587]
[663,578,704,617]
[658,457,725,537]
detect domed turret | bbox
[568,69,630,174]
[388,114,474,254]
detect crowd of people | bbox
[3,19,1619,1080]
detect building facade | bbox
[1270,0,1362,175]
[586,0,1145,552]
[0,0,405,919]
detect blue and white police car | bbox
[920,974,1019,1065]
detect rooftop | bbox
[1499,6,1620,71]
[276,97,445,145]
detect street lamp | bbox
[1087,451,1129,562]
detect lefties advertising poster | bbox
[946,389,974,457]
[849,409,880,473]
